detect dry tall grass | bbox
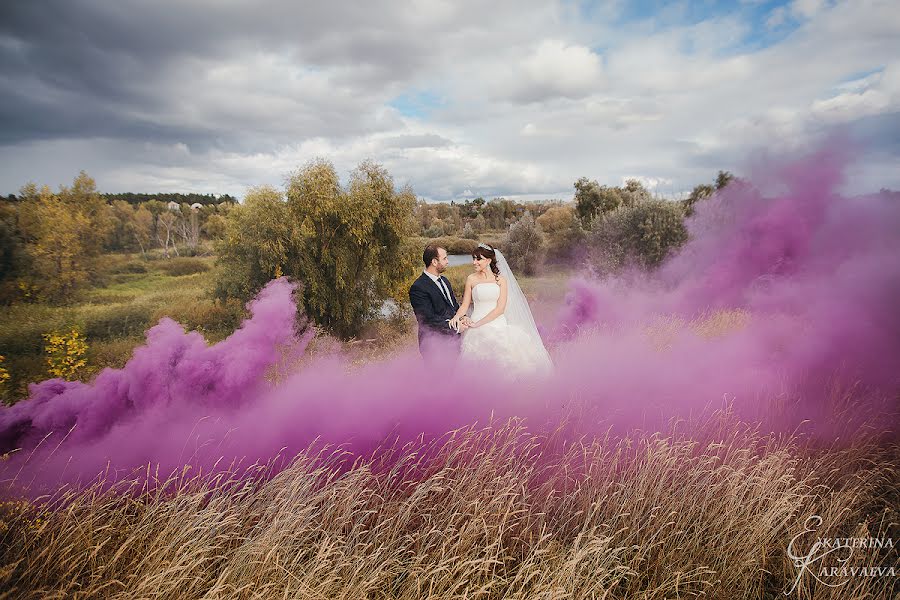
[1,411,896,599]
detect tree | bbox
[536,204,583,263]
[19,186,93,301]
[424,219,447,238]
[588,200,687,274]
[16,173,111,302]
[214,185,291,302]
[681,171,735,217]
[287,159,416,337]
[574,177,623,229]
[133,205,153,254]
[471,213,487,234]
[156,209,180,258]
[715,170,734,190]
[57,171,113,256]
[202,212,227,241]
[215,160,417,338]
[174,203,201,253]
[622,179,652,206]
[682,183,714,217]
[108,200,138,251]
[0,203,26,303]
[504,212,546,276]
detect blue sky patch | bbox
[388,91,444,119]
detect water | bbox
[448,254,472,267]
[379,256,471,316]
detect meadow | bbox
[0,243,566,397]
[0,252,244,401]
[0,250,897,599]
[0,412,896,599]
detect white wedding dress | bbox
[461,281,553,376]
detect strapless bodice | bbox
[471,282,501,322]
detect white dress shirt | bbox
[423,270,453,305]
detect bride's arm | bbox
[449,276,473,327]
[471,277,508,328]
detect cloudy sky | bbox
[1,0,898,201]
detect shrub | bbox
[503,212,546,276]
[86,337,145,372]
[423,223,446,238]
[83,303,154,340]
[440,265,471,298]
[588,199,688,275]
[118,261,148,274]
[0,354,9,402]
[43,329,88,380]
[0,307,66,356]
[152,298,244,336]
[410,236,473,255]
[536,205,583,263]
[157,258,210,277]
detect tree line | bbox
[0,164,735,339]
[428,171,735,278]
[413,197,564,238]
[0,172,234,303]
[3,191,238,206]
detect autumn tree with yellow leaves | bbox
[17,172,113,302]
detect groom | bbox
[409,244,467,359]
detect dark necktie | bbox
[437,277,452,305]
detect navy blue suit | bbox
[409,272,460,353]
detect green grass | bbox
[1,252,575,403]
[442,264,572,309]
[0,254,245,402]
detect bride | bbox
[448,243,552,375]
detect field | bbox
[0,251,572,401]
[0,253,897,599]
[0,252,247,401]
[0,414,896,599]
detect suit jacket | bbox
[409,272,460,348]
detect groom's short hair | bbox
[423,244,444,267]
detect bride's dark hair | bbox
[472,244,501,277]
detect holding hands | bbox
[449,315,475,332]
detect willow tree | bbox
[287,159,416,338]
[214,185,291,303]
[215,160,416,338]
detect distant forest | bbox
[2,192,238,205]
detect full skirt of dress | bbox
[460,283,552,376]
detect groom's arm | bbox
[409,285,455,335]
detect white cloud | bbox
[503,40,604,103]
[766,6,788,28]
[812,89,891,122]
[792,0,828,20]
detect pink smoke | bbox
[1,146,898,495]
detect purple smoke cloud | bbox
[1,145,898,495]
